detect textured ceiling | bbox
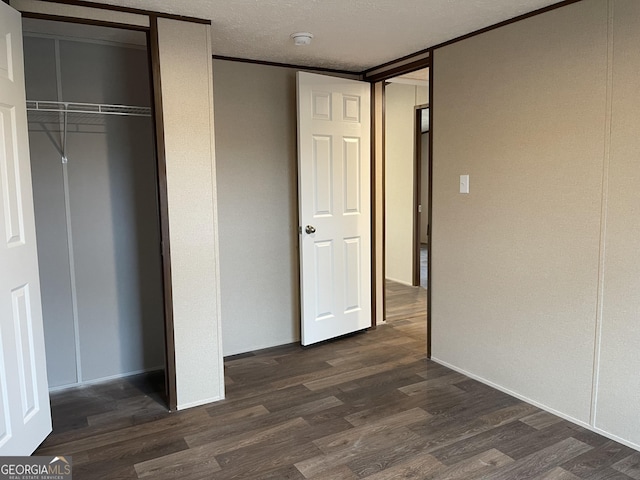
[80,0,563,71]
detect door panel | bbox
[0,2,52,455]
[297,72,371,346]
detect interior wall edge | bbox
[156,17,223,409]
[149,14,177,412]
[205,22,226,402]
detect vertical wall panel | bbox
[213,61,308,356]
[597,0,640,449]
[23,36,76,387]
[156,18,223,409]
[431,0,607,424]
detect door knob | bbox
[305,225,316,234]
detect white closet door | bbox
[0,1,52,455]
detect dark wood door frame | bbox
[369,58,431,359]
[19,11,178,410]
[412,104,429,287]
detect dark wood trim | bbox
[20,11,149,31]
[149,16,177,412]
[364,57,431,83]
[412,106,425,287]
[426,52,434,360]
[370,84,377,328]
[26,0,211,24]
[363,50,430,80]
[362,0,581,83]
[381,82,386,323]
[212,55,360,77]
[429,0,583,52]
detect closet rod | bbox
[26,100,152,117]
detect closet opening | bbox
[22,18,169,409]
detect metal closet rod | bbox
[26,100,152,117]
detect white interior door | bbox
[297,72,371,346]
[0,2,52,455]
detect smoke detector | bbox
[290,32,314,46]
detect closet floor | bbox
[36,320,636,479]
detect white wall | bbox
[385,83,427,285]
[432,0,640,451]
[213,60,300,356]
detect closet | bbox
[23,19,166,393]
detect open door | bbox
[0,2,52,455]
[297,72,371,346]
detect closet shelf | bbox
[26,100,152,117]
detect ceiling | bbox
[72,0,562,72]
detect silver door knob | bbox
[305,225,316,234]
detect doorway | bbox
[381,68,429,331]
[22,18,167,406]
[416,105,429,289]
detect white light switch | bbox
[459,175,469,194]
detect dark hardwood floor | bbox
[36,288,638,479]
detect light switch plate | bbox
[460,175,469,194]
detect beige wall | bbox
[432,0,640,450]
[385,83,427,286]
[213,60,300,356]
[597,0,640,448]
[213,61,361,354]
[156,18,224,409]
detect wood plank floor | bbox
[36,288,637,479]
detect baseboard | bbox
[431,357,640,453]
[385,276,413,287]
[48,366,164,392]
[223,337,300,358]
[177,395,224,411]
